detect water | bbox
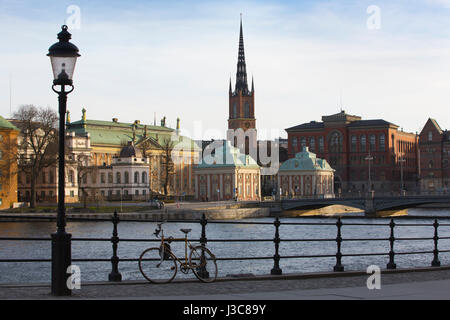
[1,208,450,284]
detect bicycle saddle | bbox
[180,228,192,234]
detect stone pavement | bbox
[1,267,450,300]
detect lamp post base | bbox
[51,231,72,296]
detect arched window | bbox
[351,135,357,152]
[369,134,376,151]
[360,135,366,152]
[318,137,324,152]
[379,134,385,151]
[142,172,147,184]
[329,132,342,153]
[68,170,74,183]
[134,172,139,183]
[310,137,315,152]
[300,137,306,148]
[244,102,250,118]
[124,171,129,184]
[116,172,121,184]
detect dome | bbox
[119,141,142,158]
[279,146,334,172]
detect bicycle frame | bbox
[157,227,197,269]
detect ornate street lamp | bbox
[365,152,374,196]
[48,25,80,296]
[399,157,406,196]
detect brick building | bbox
[286,110,419,194]
[418,118,450,192]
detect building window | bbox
[233,103,238,118]
[379,134,385,151]
[134,172,139,183]
[292,137,297,147]
[135,190,139,195]
[318,137,324,152]
[143,190,146,195]
[142,172,147,184]
[70,190,74,197]
[244,102,250,118]
[69,170,74,183]
[101,173,105,184]
[360,135,366,152]
[300,137,306,148]
[124,171,129,184]
[428,131,433,141]
[116,172,121,184]
[429,160,433,168]
[369,134,376,152]
[310,137,315,152]
[108,172,113,183]
[351,135,357,152]
[329,132,342,153]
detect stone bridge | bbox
[280,195,450,215]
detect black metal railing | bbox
[0,213,449,282]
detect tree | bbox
[160,137,175,196]
[72,153,97,209]
[12,105,59,208]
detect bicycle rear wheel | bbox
[189,245,217,283]
[139,247,177,283]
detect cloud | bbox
[1,0,450,138]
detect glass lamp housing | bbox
[47,25,80,84]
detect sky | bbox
[1,0,450,140]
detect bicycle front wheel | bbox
[189,245,218,283]
[139,247,177,284]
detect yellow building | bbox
[0,116,19,209]
[66,109,201,198]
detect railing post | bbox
[432,219,441,267]
[197,213,210,278]
[333,217,344,272]
[387,218,396,269]
[271,216,282,275]
[108,211,122,281]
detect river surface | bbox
[1,208,450,284]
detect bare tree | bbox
[72,153,97,209]
[12,105,58,208]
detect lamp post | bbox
[48,25,80,296]
[365,152,374,195]
[399,157,406,196]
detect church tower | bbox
[228,16,256,154]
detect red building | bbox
[285,111,419,194]
[418,118,450,192]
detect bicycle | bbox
[138,223,218,284]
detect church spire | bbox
[235,14,248,94]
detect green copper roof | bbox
[67,118,200,151]
[279,147,334,172]
[0,116,19,131]
[196,141,260,169]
